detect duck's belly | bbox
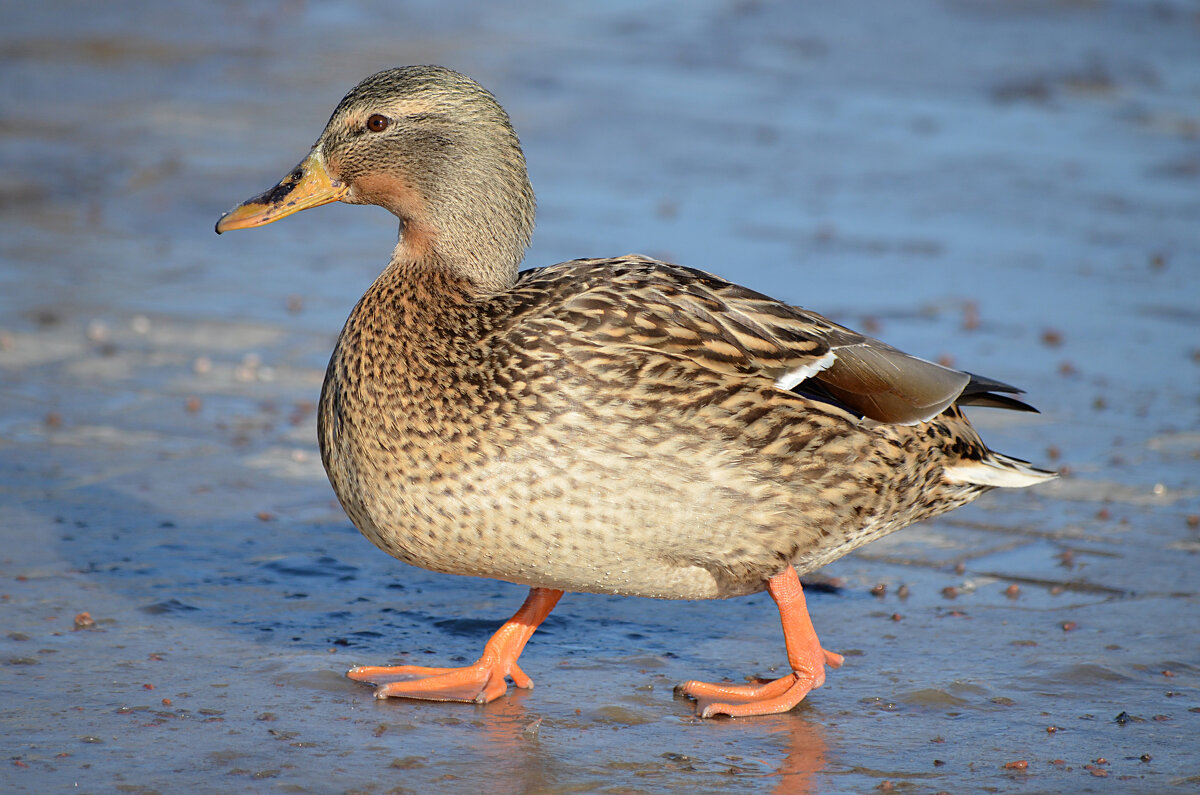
[322,412,970,600]
[327,439,731,598]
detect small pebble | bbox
[961,301,980,331]
[941,586,958,599]
[86,320,110,343]
[890,613,903,622]
[73,612,95,630]
[1004,583,1020,599]
[896,584,910,599]
[1186,514,1199,529]
[193,356,212,375]
[1040,328,1063,347]
[1061,621,1078,632]
[1003,759,1028,770]
[185,397,202,413]
[870,584,886,598]
[161,698,171,706]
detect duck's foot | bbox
[347,587,562,705]
[677,648,844,718]
[677,564,844,718]
[347,659,533,703]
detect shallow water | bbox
[2,1,1199,792]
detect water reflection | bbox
[768,715,831,794]
[397,689,838,794]
[701,710,833,794]
[475,692,562,795]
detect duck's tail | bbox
[943,450,1057,489]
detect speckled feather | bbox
[318,253,1031,600]
[267,66,1056,602]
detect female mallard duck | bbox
[217,66,1054,718]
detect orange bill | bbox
[215,150,347,234]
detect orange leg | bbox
[347,587,563,704]
[678,565,844,718]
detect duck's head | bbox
[217,66,535,290]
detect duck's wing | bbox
[510,256,993,426]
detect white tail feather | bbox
[943,452,1057,488]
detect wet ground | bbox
[2,1,1199,792]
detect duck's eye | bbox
[366,114,390,133]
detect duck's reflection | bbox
[697,707,832,794]
[767,712,832,794]
[390,687,835,794]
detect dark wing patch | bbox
[813,341,970,425]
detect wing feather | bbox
[507,257,1021,425]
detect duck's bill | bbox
[215,150,347,234]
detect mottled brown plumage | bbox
[217,65,1054,717]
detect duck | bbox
[216,65,1055,718]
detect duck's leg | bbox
[348,587,563,704]
[678,565,844,718]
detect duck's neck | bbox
[389,231,515,295]
[387,149,535,293]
